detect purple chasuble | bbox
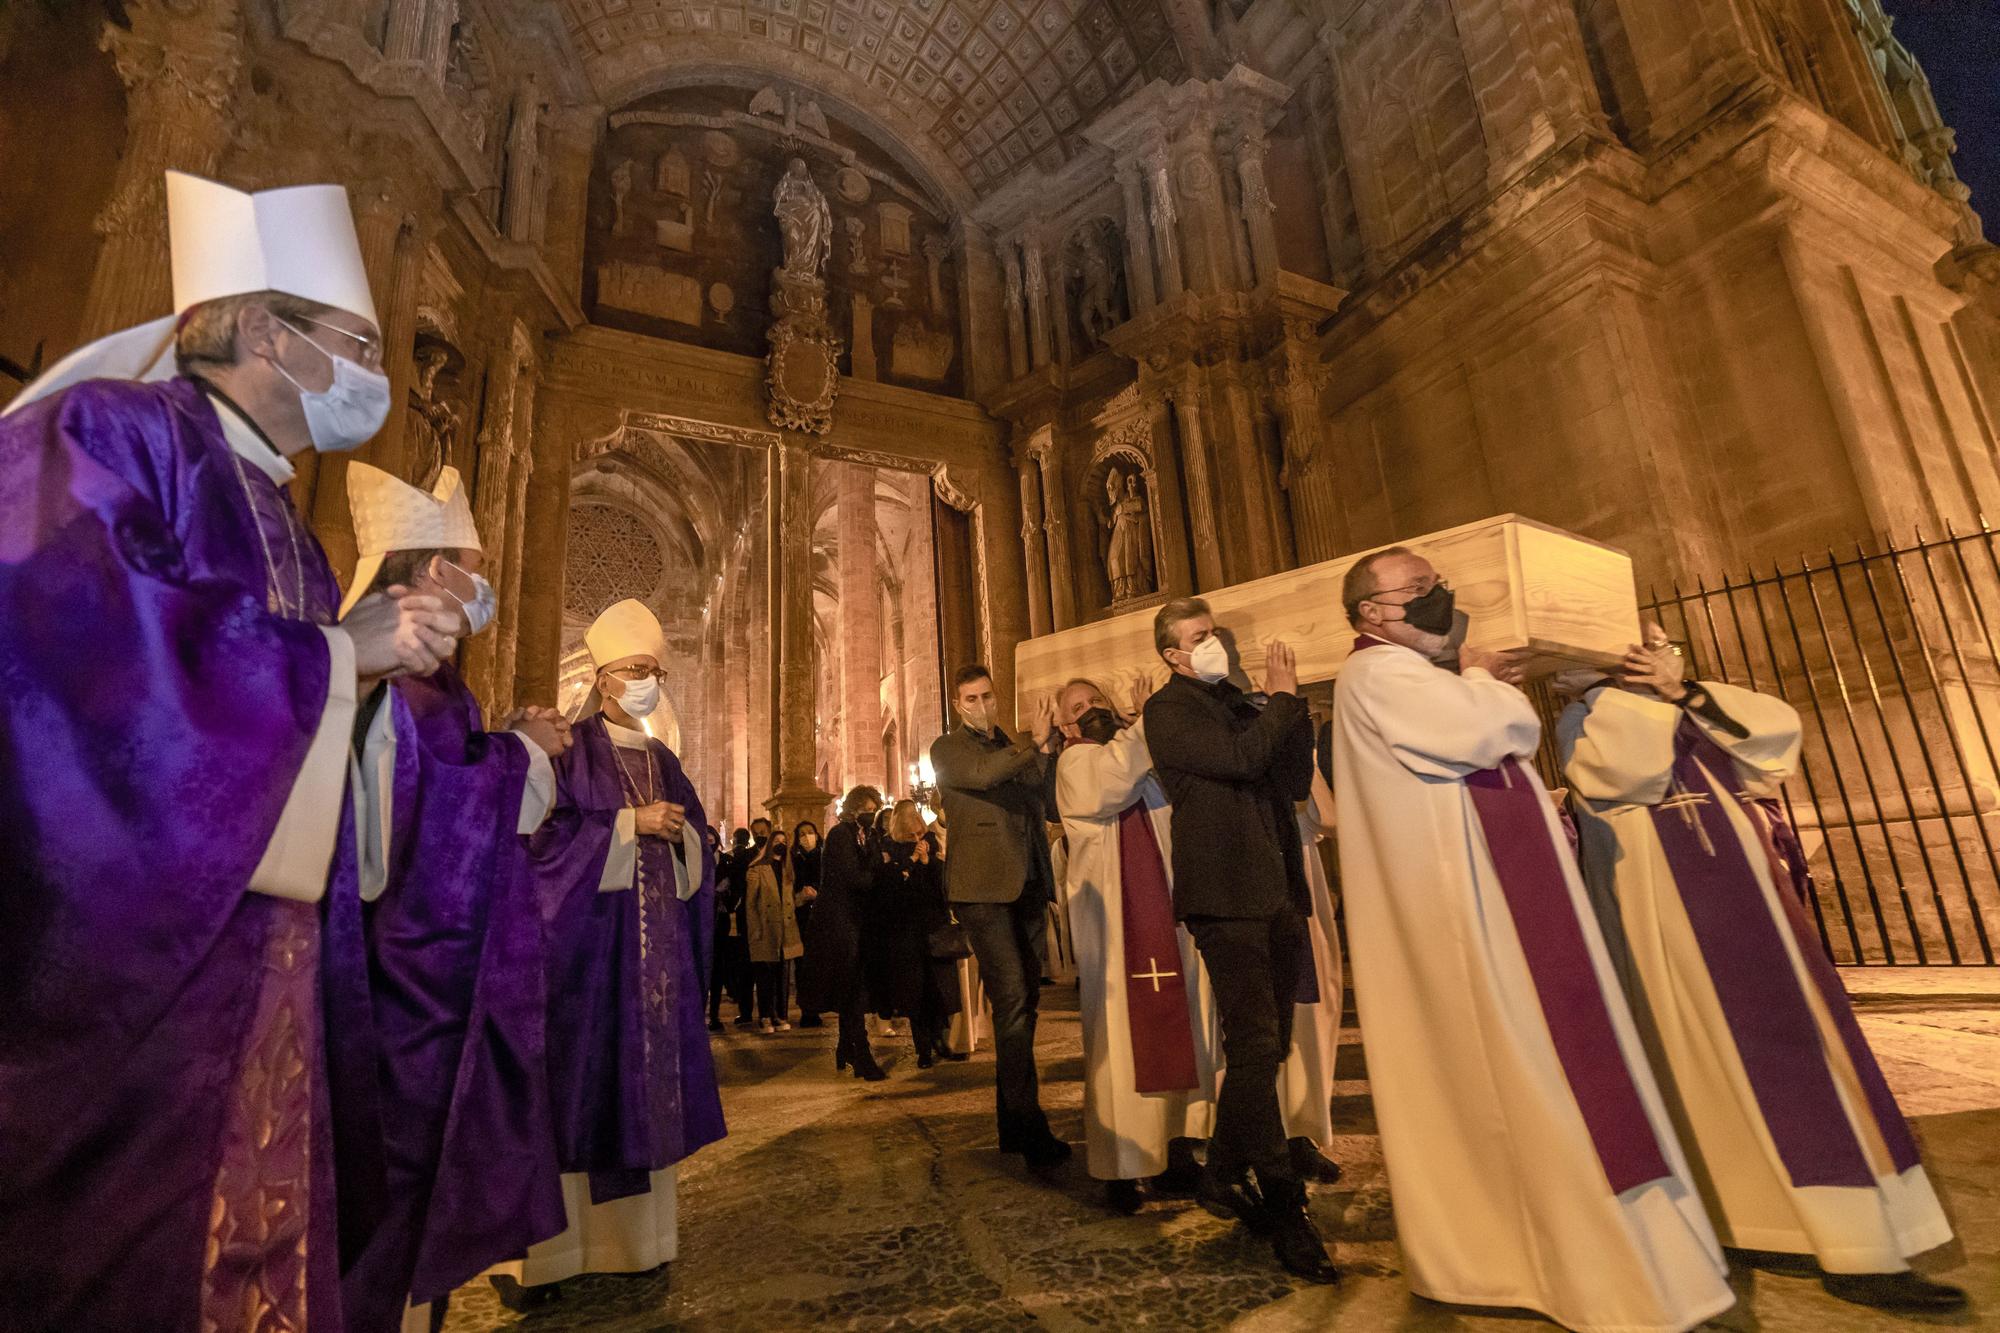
[529,715,725,1205]
[0,377,347,1332]
[1354,635,1672,1195]
[331,664,567,1332]
[1651,722,1919,1186]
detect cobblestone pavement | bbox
[440,979,1999,1332]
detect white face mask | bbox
[1187,634,1230,684]
[441,559,497,635]
[959,700,993,732]
[272,320,392,453]
[611,673,661,718]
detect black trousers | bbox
[708,933,750,1021]
[1186,911,1306,1189]
[957,893,1051,1144]
[751,960,789,1022]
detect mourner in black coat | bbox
[870,804,963,1067]
[797,788,888,1080]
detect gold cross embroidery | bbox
[1131,957,1178,992]
[1658,788,1718,856]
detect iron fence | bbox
[1637,524,2000,966]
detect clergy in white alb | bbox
[1330,547,1732,1333]
[1052,680,1218,1208]
[1275,763,1343,1182]
[1557,635,1964,1313]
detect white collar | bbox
[603,717,651,750]
[204,389,297,485]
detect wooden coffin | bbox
[1013,513,1639,723]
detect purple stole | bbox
[1113,799,1201,1094]
[1355,636,1673,1194]
[1653,723,1918,1185]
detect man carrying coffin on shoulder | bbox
[1052,677,1216,1214]
[1557,625,1965,1314]
[0,171,461,1332]
[1330,547,1732,1332]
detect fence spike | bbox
[1945,516,1959,541]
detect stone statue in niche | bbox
[408,343,463,487]
[1070,220,1127,348]
[610,158,634,233]
[1102,466,1155,601]
[774,159,832,279]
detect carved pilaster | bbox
[1234,126,1281,287]
[1162,369,1224,590]
[1001,243,1031,378]
[1116,164,1160,313]
[1145,143,1186,300]
[80,0,243,342]
[1014,448,1053,637]
[1023,232,1053,369]
[1032,434,1076,630]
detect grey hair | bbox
[175,290,334,372]
[1342,546,1416,627]
[1153,596,1212,657]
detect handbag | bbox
[927,913,973,961]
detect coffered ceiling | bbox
[559,0,1188,196]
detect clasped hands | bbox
[502,704,574,758]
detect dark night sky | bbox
[1884,0,2000,233]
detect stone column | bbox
[765,440,835,832]
[1001,243,1031,378]
[459,319,531,709]
[1116,163,1160,313]
[511,428,572,709]
[836,461,885,792]
[1140,396,1195,596]
[79,0,241,343]
[1145,142,1186,300]
[1015,447,1053,637]
[1164,372,1225,590]
[1234,126,1281,286]
[494,359,540,714]
[955,219,1012,397]
[1034,436,1077,630]
[1023,234,1054,369]
[747,527,774,810]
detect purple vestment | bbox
[0,378,346,1331]
[528,714,725,1205]
[332,663,567,1332]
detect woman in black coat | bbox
[789,820,824,1027]
[796,787,886,1081]
[872,801,964,1068]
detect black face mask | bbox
[854,809,877,831]
[1395,584,1456,636]
[1076,706,1121,745]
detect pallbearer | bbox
[334,462,572,1332]
[1558,629,1964,1313]
[492,598,725,1309]
[0,172,460,1332]
[1052,678,1218,1214]
[1330,548,1733,1332]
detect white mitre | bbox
[586,598,668,670]
[339,462,483,618]
[3,171,379,416]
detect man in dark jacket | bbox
[930,663,1069,1170]
[1142,597,1338,1284]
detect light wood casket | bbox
[1013,513,1639,722]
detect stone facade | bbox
[0,0,1992,826]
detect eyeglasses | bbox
[1644,640,1687,658]
[283,315,385,371]
[604,665,667,681]
[1367,578,1448,603]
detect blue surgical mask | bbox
[442,559,497,634]
[271,320,392,453]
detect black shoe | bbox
[734,1016,755,1028]
[1269,1204,1340,1285]
[1196,1165,1271,1233]
[799,1014,824,1027]
[707,1018,723,1033]
[917,1051,935,1069]
[853,1050,888,1081]
[488,1274,561,1312]
[1022,1131,1072,1172]
[1288,1137,1343,1184]
[1104,1179,1144,1214]
[1823,1272,1968,1312]
[1150,1157,1202,1200]
[940,1048,969,1061]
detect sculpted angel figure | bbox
[774,158,832,279]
